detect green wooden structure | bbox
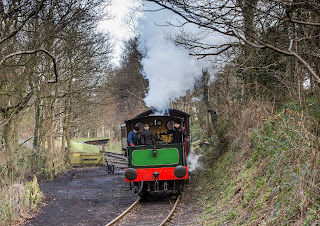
[68,138,108,166]
[69,152,105,166]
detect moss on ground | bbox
[104,140,123,154]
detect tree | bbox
[0,0,58,176]
[146,0,320,86]
[106,36,148,122]
[0,0,112,177]
[201,69,217,133]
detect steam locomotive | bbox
[122,108,190,198]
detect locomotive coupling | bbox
[152,171,160,179]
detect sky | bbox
[98,0,140,65]
[99,1,219,110]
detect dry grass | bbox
[198,102,320,225]
[0,175,42,225]
[0,141,65,225]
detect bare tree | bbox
[0,0,112,176]
[146,0,320,84]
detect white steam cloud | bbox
[137,3,203,109]
[187,148,203,172]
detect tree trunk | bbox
[201,70,217,135]
[62,95,72,164]
[2,112,16,178]
[238,0,258,98]
[32,98,43,171]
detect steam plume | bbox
[187,149,203,172]
[137,3,202,110]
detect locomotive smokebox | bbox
[125,168,138,180]
[174,165,187,178]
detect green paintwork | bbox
[132,148,179,166]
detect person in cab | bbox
[140,124,155,145]
[160,121,186,144]
[127,126,140,148]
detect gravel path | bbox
[25,167,138,226]
[24,167,203,226]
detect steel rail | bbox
[105,197,141,226]
[159,195,181,226]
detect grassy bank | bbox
[69,137,122,154]
[198,106,320,225]
[104,139,123,154]
[70,138,101,153]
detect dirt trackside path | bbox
[25,167,138,226]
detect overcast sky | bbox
[98,0,140,65]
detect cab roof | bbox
[132,108,190,119]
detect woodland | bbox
[0,0,319,225]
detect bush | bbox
[199,106,320,225]
[0,175,42,225]
[248,108,319,224]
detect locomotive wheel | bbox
[139,189,149,201]
[138,182,149,201]
[177,185,182,195]
[176,182,184,195]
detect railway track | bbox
[106,195,181,226]
[105,151,127,169]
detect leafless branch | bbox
[239,35,320,83]
[0,1,44,45]
[0,49,58,83]
[0,90,34,115]
[190,44,233,59]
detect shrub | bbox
[0,175,42,225]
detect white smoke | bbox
[137,3,204,110]
[187,148,203,172]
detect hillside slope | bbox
[198,106,320,225]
